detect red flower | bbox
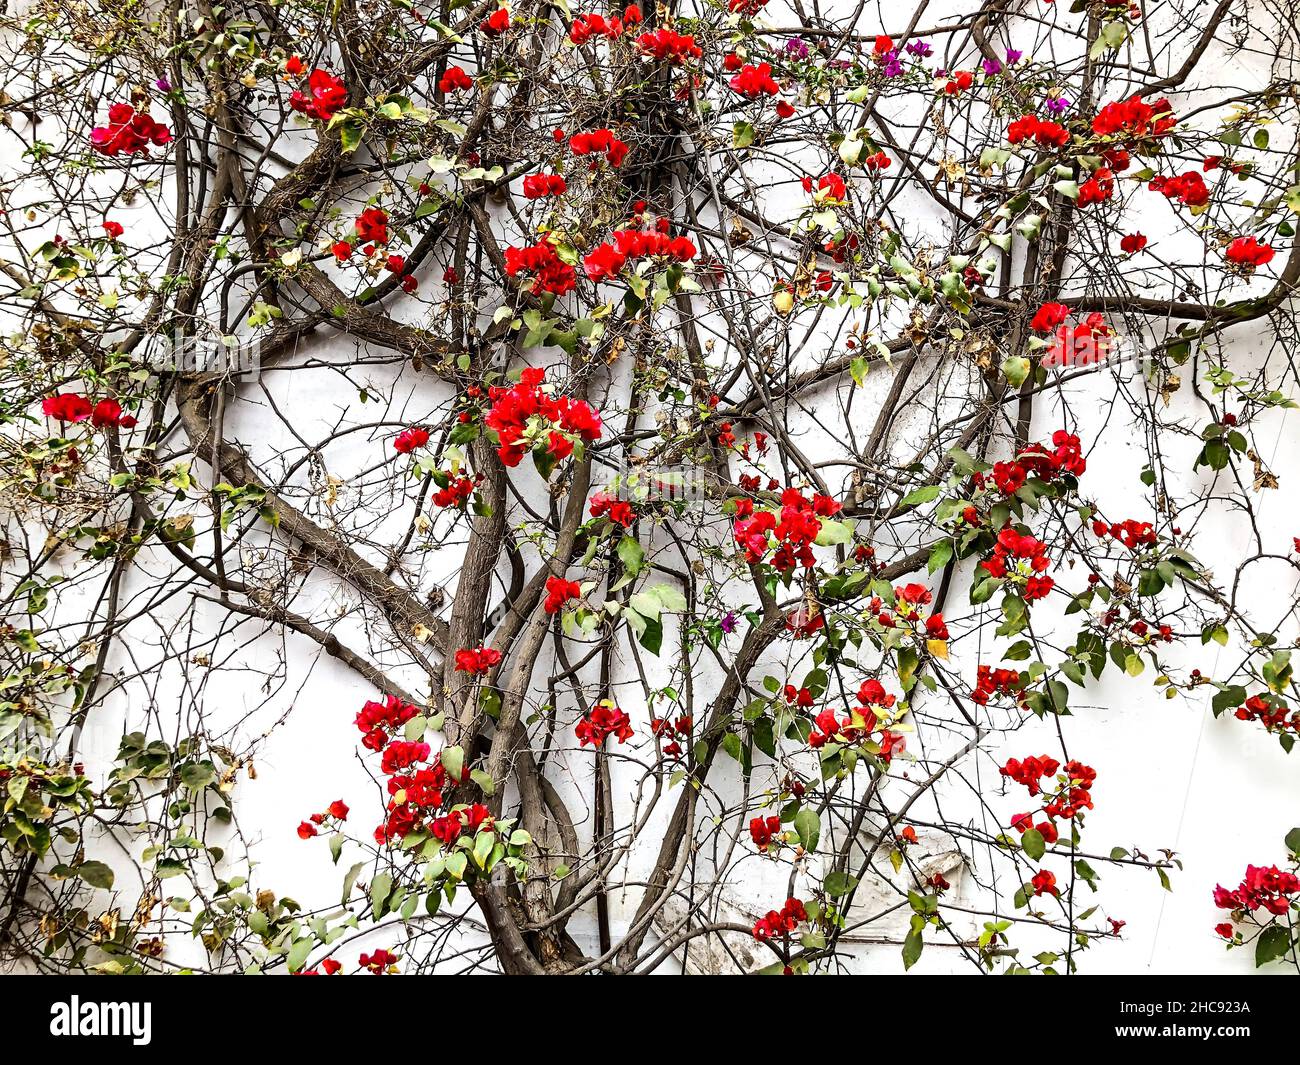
[91,398,138,429]
[438,65,473,94]
[1006,114,1070,150]
[454,646,503,675]
[102,220,124,239]
[327,800,349,820]
[576,702,634,746]
[1119,232,1147,254]
[635,28,702,64]
[393,426,429,454]
[41,393,93,423]
[504,241,577,295]
[297,821,318,839]
[1030,302,1069,332]
[943,70,974,95]
[1225,236,1275,269]
[1031,869,1059,897]
[354,207,390,245]
[570,13,624,44]
[481,7,511,35]
[590,491,636,527]
[569,128,629,167]
[1000,754,1060,796]
[750,815,782,849]
[90,103,172,157]
[355,694,421,751]
[359,948,398,973]
[730,63,780,97]
[522,173,567,199]
[1076,167,1115,207]
[1091,95,1176,144]
[1148,170,1209,207]
[289,69,348,122]
[752,897,807,940]
[544,575,582,613]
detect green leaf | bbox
[439,745,464,783]
[902,927,924,970]
[1285,827,1300,855]
[77,860,114,889]
[617,535,645,577]
[824,871,858,897]
[1021,828,1046,861]
[900,484,941,508]
[370,872,393,921]
[1255,924,1292,967]
[286,937,314,973]
[794,808,820,853]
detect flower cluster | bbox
[1215,864,1299,917]
[582,226,697,283]
[730,62,780,97]
[41,394,137,429]
[569,128,629,166]
[523,173,567,199]
[430,803,493,849]
[874,582,950,642]
[544,575,582,614]
[481,6,512,35]
[576,701,634,746]
[393,426,429,454]
[589,490,635,526]
[750,815,783,851]
[289,69,347,122]
[1091,95,1176,146]
[90,103,172,157]
[1007,114,1071,150]
[752,897,807,940]
[635,28,701,64]
[438,65,473,93]
[355,694,421,752]
[808,679,904,763]
[454,646,502,675]
[1043,312,1115,367]
[1149,170,1209,207]
[504,241,578,296]
[1233,694,1298,737]
[971,431,1087,498]
[296,799,349,839]
[732,488,840,572]
[649,713,691,758]
[483,366,602,468]
[980,527,1054,600]
[1225,236,1275,270]
[972,665,1027,708]
[569,12,627,44]
[1000,754,1059,797]
[1091,517,1156,550]
[359,948,399,974]
[431,471,475,508]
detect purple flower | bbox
[155,77,172,92]
[982,58,1002,76]
[883,52,902,77]
[906,40,932,57]
[1045,95,1071,115]
[1006,49,1023,64]
[720,612,738,634]
[785,37,809,60]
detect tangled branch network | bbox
[1,0,1299,975]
